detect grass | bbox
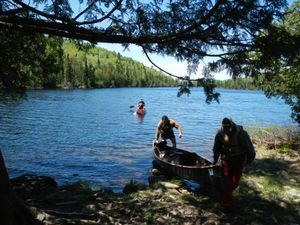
[246,124,300,151]
[233,129,300,225]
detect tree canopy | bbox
[0,0,288,73]
[0,31,177,89]
[219,1,299,124]
[250,1,300,123]
[1,0,300,123]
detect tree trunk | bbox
[0,150,39,225]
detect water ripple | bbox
[0,88,294,192]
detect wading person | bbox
[154,115,182,148]
[212,117,255,212]
[137,98,145,109]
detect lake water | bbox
[0,88,294,192]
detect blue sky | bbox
[98,42,202,79]
[97,0,296,80]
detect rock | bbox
[279,201,287,208]
[283,185,300,202]
[159,181,180,189]
[151,168,162,175]
[245,179,263,189]
[10,173,57,197]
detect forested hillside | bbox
[0,31,177,90]
[62,41,178,89]
[215,77,258,90]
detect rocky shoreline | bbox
[11,173,218,225]
[10,145,300,225]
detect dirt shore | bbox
[11,145,300,225]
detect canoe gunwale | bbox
[152,145,222,185]
[153,151,218,169]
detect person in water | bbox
[212,117,255,212]
[137,98,145,109]
[155,115,182,148]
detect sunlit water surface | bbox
[0,88,293,192]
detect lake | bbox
[0,88,294,192]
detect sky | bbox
[98,43,229,80]
[95,0,296,81]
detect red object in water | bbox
[136,107,145,115]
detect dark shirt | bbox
[213,125,255,165]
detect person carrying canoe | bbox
[212,117,255,212]
[137,98,145,109]
[154,115,182,148]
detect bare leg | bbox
[170,137,176,148]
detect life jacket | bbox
[220,125,246,157]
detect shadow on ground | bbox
[10,150,300,224]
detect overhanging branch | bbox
[76,0,124,25]
[12,0,69,22]
[142,46,203,82]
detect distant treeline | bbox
[0,30,177,90]
[62,41,178,89]
[215,77,259,90]
[1,29,261,91]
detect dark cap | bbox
[222,117,232,126]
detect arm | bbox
[240,130,256,165]
[170,119,182,136]
[212,132,222,164]
[155,120,163,140]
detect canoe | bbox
[152,142,222,187]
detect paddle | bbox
[129,105,135,108]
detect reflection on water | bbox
[0,90,27,105]
[134,111,146,124]
[0,88,294,192]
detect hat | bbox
[222,117,232,126]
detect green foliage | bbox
[0,31,178,90]
[1,0,288,65]
[143,212,155,224]
[1,1,296,100]
[0,28,63,90]
[177,67,220,103]
[62,41,178,88]
[212,1,300,124]
[252,2,300,124]
[177,80,193,97]
[123,180,147,194]
[216,77,258,90]
[200,78,220,104]
[246,124,300,153]
[1,1,298,121]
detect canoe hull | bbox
[153,144,222,187]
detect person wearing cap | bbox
[137,98,145,109]
[154,115,182,148]
[212,117,255,212]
